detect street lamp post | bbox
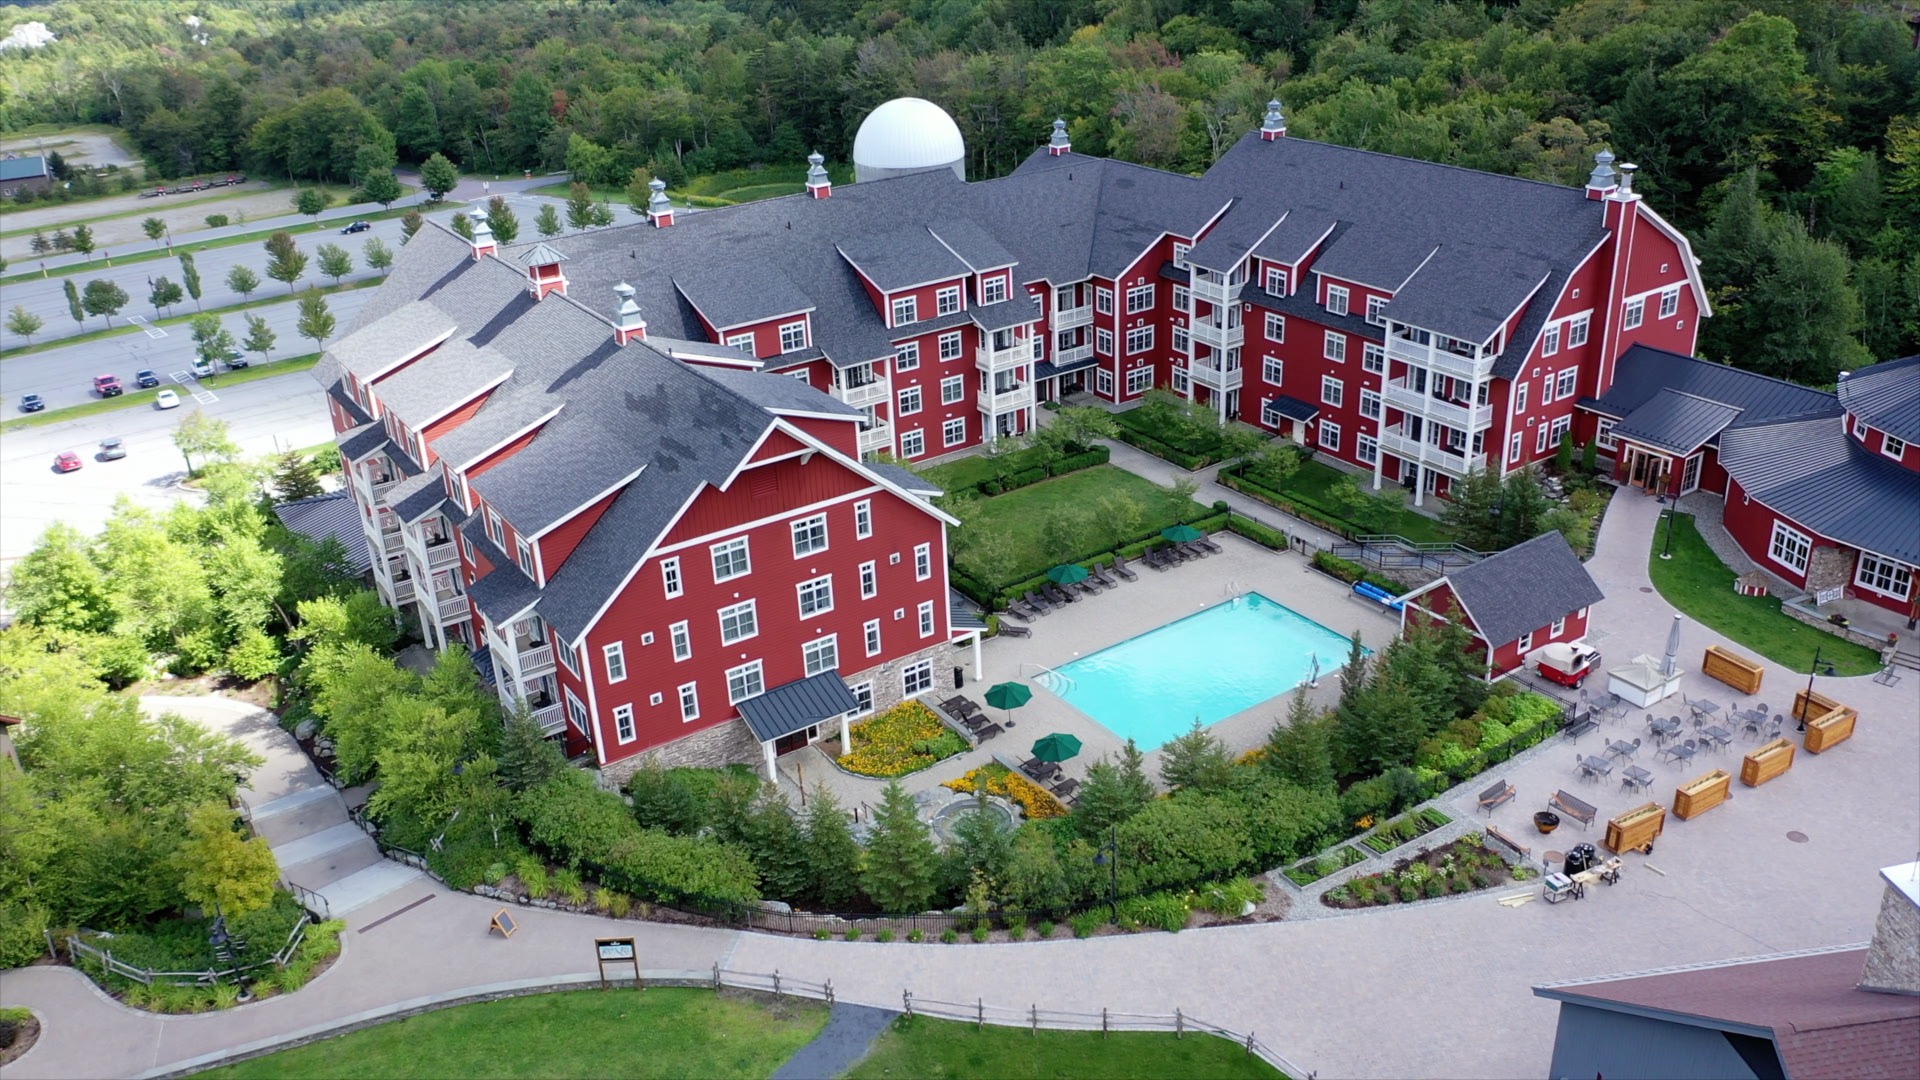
[1796,644,1838,732]
[1660,490,1684,560]
[1092,824,1119,922]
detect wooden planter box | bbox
[1792,687,1844,725]
[1702,645,1765,694]
[1804,706,1857,754]
[1604,802,1666,854]
[1741,737,1795,787]
[1674,769,1732,820]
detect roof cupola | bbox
[613,282,646,345]
[1260,100,1287,141]
[805,151,832,199]
[1048,118,1071,157]
[647,178,675,228]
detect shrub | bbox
[907,929,925,943]
[1047,446,1111,476]
[1070,910,1105,938]
[814,928,831,940]
[940,928,959,944]
[516,771,760,905]
[485,863,510,886]
[554,868,588,906]
[1341,776,1395,826]
[0,901,50,970]
[205,214,230,228]
[1004,914,1028,939]
[516,856,550,899]
[1036,920,1055,938]
[876,928,895,943]
[1226,515,1288,550]
[1116,891,1192,933]
[971,925,990,942]
[844,926,861,941]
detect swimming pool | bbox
[1037,592,1361,750]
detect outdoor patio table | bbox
[1621,765,1654,791]
[1703,726,1733,751]
[1665,743,1697,766]
[1605,739,1638,760]
[1580,755,1614,779]
[1690,699,1721,720]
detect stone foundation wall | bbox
[845,639,962,717]
[1805,543,1855,596]
[1780,598,1900,652]
[599,718,763,789]
[1860,883,1920,994]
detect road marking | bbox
[128,315,167,339]
[169,371,193,384]
[192,388,218,405]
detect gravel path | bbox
[768,1004,900,1080]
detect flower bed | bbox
[1358,807,1451,855]
[943,762,1067,819]
[1322,834,1519,907]
[1283,844,1368,886]
[838,700,970,778]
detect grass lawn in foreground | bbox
[193,988,826,1080]
[844,1014,1286,1079]
[1243,458,1456,545]
[1647,512,1880,676]
[952,465,1209,584]
[921,444,1057,492]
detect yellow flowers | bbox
[942,763,1067,819]
[1355,814,1376,831]
[838,700,968,777]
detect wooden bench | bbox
[1486,825,1531,859]
[1549,789,1597,830]
[1477,779,1516,815]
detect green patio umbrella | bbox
[1161,524,1204,543]
[1046,563,1089,586]
[983,681,1034,728]
[1029,732,1082,763]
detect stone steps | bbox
[314,860,424,916]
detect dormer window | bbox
[779,321,809,352]
[1264,266,1287,295]
[726,331,755,353]
[891,295,917,325]
[981,276,1007,305]
[1365,296,1387,326]
[936,286,960,316]
[515,537,534,575]
[1326,284,1350,317]
[1173,242,1191,270]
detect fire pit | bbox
[1534,811,1562,835]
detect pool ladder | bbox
[1027,662,1076,696]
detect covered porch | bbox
[737,672,864,784]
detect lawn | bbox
[844,1014,1285,1079]
[195,988,827,1080]
[921,444,1058,492]
[1647,512,1880,676]
[1231,458,1457,545]
[951,466,1211,586]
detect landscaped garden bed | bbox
[837,700,970,778]
[65,892,345,1013]
[1220,459,1458,544]
[922,443,1109,495]
[1283,844,1368,886]
[0,1007,40,1069]
[1111,392,1270,469]
[1357,807,1452,855]
[943,762,1067,819]
[1321,834,1524,907]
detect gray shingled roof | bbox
[1441,532,1604,649]
[468,553,541,624]
[839,226,972,291]
[390,469,449,524]
[371,337,514,423]
[1836,354,1920,445]
[695,365,863,418]
[674,264,813,330]
[867,461,942,496]
[1610,389,1744,455]
[969,294,1044,333]
[329,300,456,379]
[735,672,862,742]
[337,423,389,462]
[1718,415,1920,566]
[273,492,372,573]
[1586,345,1839,428]
[929,219,1016,270]
[1383,245,1551,347]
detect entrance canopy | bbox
[737,672,862,743]
[1612,389,1741,456]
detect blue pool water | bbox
[1039,592,1362,750]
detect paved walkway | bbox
[3,486,1914,1080]
[768,1005,899,1080]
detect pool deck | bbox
[775,533,1393,809]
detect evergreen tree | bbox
[998,825,1069,911]
[1555,432,1574,474]
[1158,718,1234,792]
[800,785,863,910]
[535,203,562,238]
[626,760,702,834]
[1074,739,1155,837]
[179,252,203,311]
[271,450,325,502]
[743,788,809,902]
[1439,466,1505,551]
[63,279,83,324]
[1264,691,1335,789]
[296,288,336,348]
[1580,439,1599,475]
[1337,631,1370,714]
[1497,468,1553,548]
[486,195,520,244]
[944,799,1014,897]
[862,780,939,913]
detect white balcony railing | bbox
[1190,318,1244,351]
[858,423,894,454]
[436,593,471,621]
[517,643,555,674]
[976,343,1026,375]
[388,576,415,604]
[1188,269,1243,306]
[531,702,565,735]
[977,383,1036,415]
[1189,361,1243,391]
[1378,427,1487,477]
[1052,343,1094,367]
[1052,303,1093,330]
[1384,379,1493,431]
[1386,332,1493,383]
[380,529,405,554]
[426,541,460,568]
[831,372,891,409]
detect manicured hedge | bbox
[972,445,1109,496]
[1219,466,1357,540]
[515,771,761,906]
[1113,426,1212,470]
[1225,514,1288,551]
[1310,550,1407,595]
[1047,446,1110,475]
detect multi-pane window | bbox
[899,385,923,414]
[1261,400,1286,428]
[891,295,916,325]
[1356,434,1379,464]
[1595,419,1617,451]
[943,417,966,446]
[914,542,932,580]
[1126,284,1155,314]
[711,537,751,581]
[936,286,961,316]
[718,600,759,644]
[1265,313,1286,343]
[939,332,963,360]
[1324,331,1346,363]
[670,620,691,661]
[1549,415,1572,447]
[894,341,920,371]
[726,661,765,704]
[779,321,808,352]
[860,560,878,598]
[1856,553,1913,598]
[901,429,926,457]
[1769,521,1812,574]
[612,704,635,742]
[1126,326,1153,355]
[1659,286,1680,319]
[516,537,534,575]
[865,619,883,657]
[902,659,934,696]
[1509,433,1523,463]
[1319,420,1342,452]
[1515,382,1529,412]
[1321,375,1344,408]
[1359,389,1382,420]
[803,635,839,676]
[854,500,873,539]
[918,600,936,638]
[1326,284,1350,316]
[1171,324,1190,353]
[1096,328,1114,355]
[1624,296,1645,329]
[849,681,875,716]
[1126,366,1153,394]
[941,375,965,404]
[1567,313,1591,348]
[1883,434,1908,459]
[1555,368,1579,401]
[661,557,682,598]
[1263,356,1284,385]
[797,576,834,617]
[1094,286,1113,314]
[791,514,828,557]
[1263,266,1287,294]
[982,276,1008,304]
[1362,342,1385,373]
[1536,423,1551,453]
[1172,242,1191,269]
[603,642,627,683]
[678,682,699,722]
[1365,296,1387,326]
[1096,369,1114,396]
[726,332,756,352]
[1543,324,1561,356]
[1172,286,1190,312]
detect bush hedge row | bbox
[974,444,1110,496]
[1224,514,1288,551]
[1218,465,1359,540]
[1310,550,1408,596]
[1112,426,1215,470]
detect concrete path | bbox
[768,1004,899,1080]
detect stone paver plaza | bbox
[4,483,1916,1080]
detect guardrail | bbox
[65,913,311,988]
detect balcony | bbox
[379,528,405,554]
[387,575,415,604]
[976,342,1027,375]
[371,477,399,501]
[1188,269,1244,306]
[517,642,555,675]
[1384,379,1492,431]
[531,702,565,736]
[435,592,471,622]
[1188,359,1242,391]
[830,370,890,409]
[1190,317,1243,351]
[977,382,1035,415]
[1052,343,1094,367]
[1052,303,1093,330]
[858,422,894,454]
[1386,330,1492,383]
[1378,426,1487,478]
[426,540,460,568]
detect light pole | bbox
[1796,644,1837,732]
[1092,824,1119,922]
[1660,490,1684,560]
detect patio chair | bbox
[1024,590,1055,614]
[1043,582,1076,605]
[1180,541,1209,560]
[1005,598,1039,621]
[1089,561,1120,587]
[971,722,1004,742]
[1476,779,1516,815]
[999,623,1032,639]
[1111,553,1139,581]
[1019,758,1062,783]
[1195,534,1223,554]
[1050,778,1081,800]
[1072,577,1102,597]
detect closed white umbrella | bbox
[1662,614,1683,677]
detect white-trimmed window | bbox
[1260,399,1285,428]
[891,295,917,325]
[1567,313,1591,347]
[603,642,627,683]
[1882,434,1907,460]
[1543,324,1561,356]
[1126,366,1153,395]
[1263,356,1283,385]
[943,417,966,446]
[678,682,700,722]
[860,559,878,598]
[1126,325,1153,355]
[803,635,839,676]
[1319,420,1342,452]
[1855,553,1913,598]
[485,508,503,545]
[901,429,926,457]
[1356,433,1379,464]
[895,341,920,371]
[1596,418,1617,451]
[940,374,965,405]
[1517,631,1534,654]
[798,575,834,617]
[981,275,1008,304]
[1326,284,1349,316]
[566,690,589,734]
[1095,286,1113,314]
[1172,324,1190,353]
[899,385,923,415]
[1096,368,1114,396]
[1515,382,1529,413]
[1551,616,1566,638]
[515,537,534,575]
[1624,296,1645,329]
[1362,342,1385,373]
[661,557,682,598]
[1321,375,1344,408]
[1768,521,1812,574]
[1095,327,1114,355]
[1509,433,1523,463]
[1555,367,1579,401]
[670,620,691,661]
[936,286,961,316]
[1365,296,1387,326]
[779,321,809,352]
[865,619,883,657]
[1323,331,1346,363]
[1172,285,1190,312]
[1536,423,1551,454]
[1359,389,1382,420]
[726,332,756,352]
[1126,284,1154,314]
[556,641,580,676]
[1549,415,1572,448]
[726,660,765,704]
[914,542,932,580]
[718,600,759,644]
[849,681,875,717]
[1263,266,1287,295]
[1265,312,1285,343]
[792,514,828,557]
[918,600,936,638]
[1172,242,1191,269]
[902,658,934,696]
[1659,286,1680,319]
[854,500,873,539]
[1170,365,1191,394]
[711,537,751,581]
[939,332,963,360]
[613,704,635,743]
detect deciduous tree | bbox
[419,152,458,202]
[177,803,280,917]
[81,279,130,326]
[264,232,308,294]
[293,188,329,220]
[179,252,203,311]
[363,236,393,275]
[315,242,353,284]
[485,195,520,244]
[225,264,260,301]
[296,288,336,349]
[241,313,276,363]
[6,305,43,344]
[149,275,184,317]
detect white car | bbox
[155,389,181,409]
[190,357,216,377]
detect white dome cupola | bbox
[852,97,966,183]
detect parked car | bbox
[190,357,216,377]
[98,437,127,461]
[341,220,372,234]
[54,451,82,473]
[20,394,44,413]
[225,354,249,369]
[138,188,161,198]
[92,374,123,397]
[155,389,181,409]
[134,369,161,389]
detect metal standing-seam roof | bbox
[1836,354,1920,445]
[1584,345,1839,428]
[1439,531,1604,649]
[1718,415,1920,566]
[272,492,373,573]
[0,156,49,182]
[1609,389,1745,455]
[735,672,863,742]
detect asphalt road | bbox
[0,371,332,566]
[0,287,376,410]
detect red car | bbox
[54,451,83,473]
[93,374,123,397]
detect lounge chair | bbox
[1195,535,1223,554]
[1019,758,1062,783]
[1005,598,1040,621]
[1024,590,1055,614]
[972,722,1004,742]
[1050,778,1081,800]
[1089,561,1120,587]
[1072,578,1101,597]
[1043,582,1076,605]
[960,713,994,732]
[999,623,1031,639]
[1179,541,1208,560]
[1477,779,1516,815]
[943,696,985,720]
[1110,553,1139,581]
[1159,543,1187,565]
[1144,547,1171,571]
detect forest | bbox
[0,0,1915,376]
